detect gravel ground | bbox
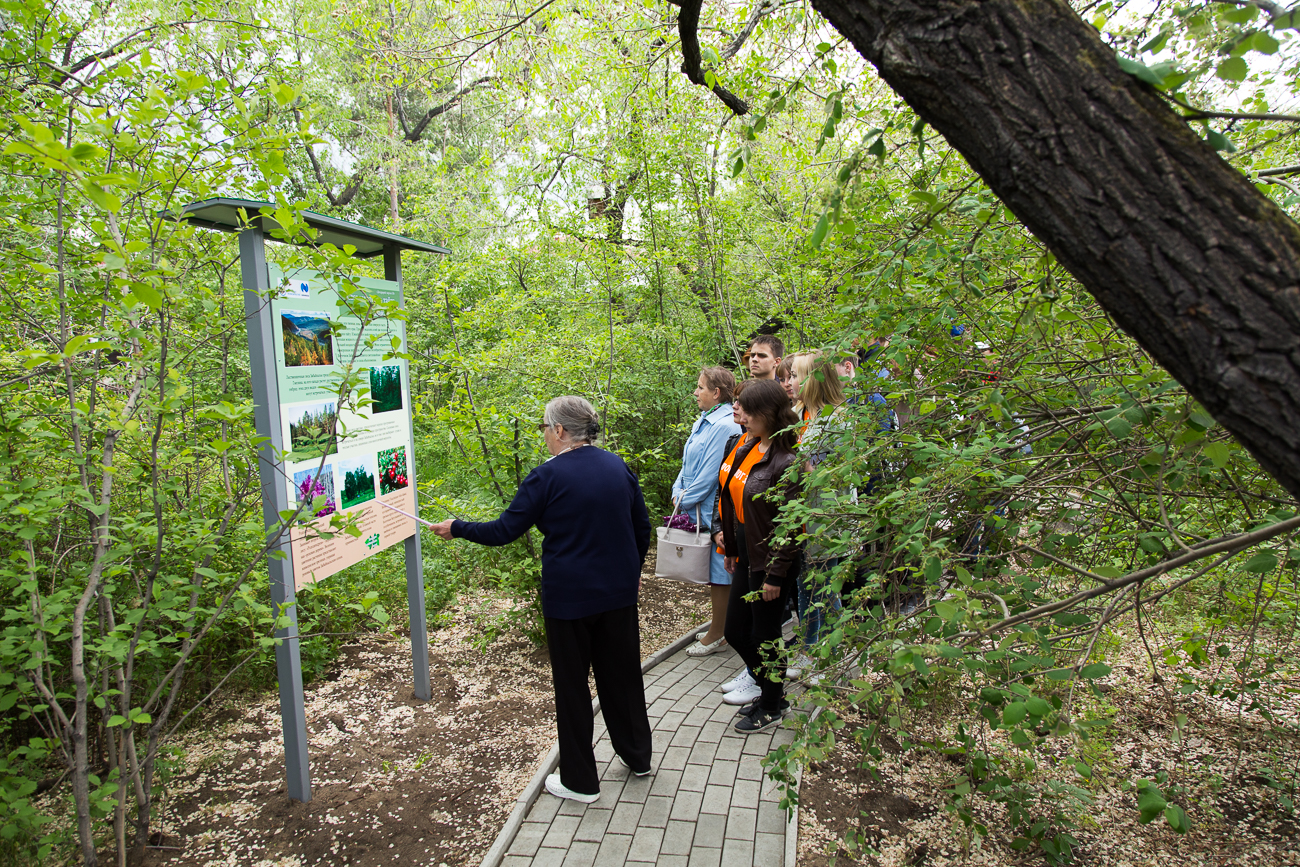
[46,567,710,867]
[795,626,1300,867]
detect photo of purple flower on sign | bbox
[293,464,337,517]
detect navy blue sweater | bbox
[451,446,651,620]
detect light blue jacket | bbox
[671,403,742,528]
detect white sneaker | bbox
[720,669,755,694]
[781,615,798,642]
[545,773,599,804]
[617,755,652,777]
[723,682,762,705]
[785,654,813,679]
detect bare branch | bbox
[675,0,749,115]
[403,76,496,142]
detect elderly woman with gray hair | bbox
[431,396,653,804]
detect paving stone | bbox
[527,796,561,822]
[771,727,796,747]
[540,815,581,849]
[659,710,689,731]
[710,702,738,722]
[723,806,756,840]
[720,837,754,867]
[500,856,533,867]
[688,847,723,867]
[593,832,633,866]
[648,697,676,717]
[649,769,683,799]
[715,736,744,762]
[669,788,704,822]
[652,729,675,750]
[574,807,612,842]
[694,811,727,848]
[660,745,691,770]
[700,720,730,741]
[700,783,732,815]
[562,840,600,867]
[683,704,716,727]
[736,757,765,782]
[679,761,711,792]
[505,822,547,857]
[620,774,653,803]
[662,819,697,855]
[557,796,589,816]
[670,725,702,748]
[741,733,773,755]
[608,800,643,834]
[639,795,673,827]
[531,847,568,867]
[731,779,761,808]
[757,801,787,834]
[593,742,615,763]
[708,759,739,787]
[627,825,665,862]
[597,778,625,802]
[688,739,719,766]
[754,831,785,865]
[656,856,689,867]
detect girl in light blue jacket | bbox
[672,367,743,656]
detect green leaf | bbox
[1117,54,1164,86]
[1244,551,1278,573]
[1202,441,1230,468]
[1164,803,1191,833]
[1026,697,1051,717]
[867,137,885,160]
[1137,784,1167,823]
[934,600,957,621]
[1252,31,1281,55]
[1223,4,1257,23]
[1079,663,1112,679]
[1106,416,1132,438]
[924,556,942,583]
[1207,128,1237,152]
[106,715,127,728]
[910,190,939,209]
[1003,702,1028,724]
[1216,56,1249,82]
[810,213,830,249]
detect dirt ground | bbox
[129,572,710,867]
[794,629,1300,867]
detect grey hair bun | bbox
[543,396,601,443]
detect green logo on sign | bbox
[364,533,380,549]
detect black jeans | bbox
[544,604,653,795]
[723,560,786,712]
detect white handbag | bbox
[654,505,712,585]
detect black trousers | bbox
[723,560,786,712]
[544,604,653,795]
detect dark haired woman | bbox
[431,396,652,803]
[716,379,803,733]
[673,367,743,656]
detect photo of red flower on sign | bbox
[379,445,408,495]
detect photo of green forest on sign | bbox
[369,365,403,413]
[286,401,338,461]
[338,456,376,509]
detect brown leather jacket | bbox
[717,440,803,581]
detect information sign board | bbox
[268,266,418,589]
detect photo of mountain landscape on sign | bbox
[369,364,403,414]
[280,310,333,367]
[286,401,338,461]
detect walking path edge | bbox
[478,621,709,867]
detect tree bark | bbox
[810,0,1300,500]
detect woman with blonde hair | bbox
[787,353,848,681]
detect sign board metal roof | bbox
[166,197,450,259]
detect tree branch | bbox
[675,0,749,115]
[292,107,369,207]
[403,76,496,142]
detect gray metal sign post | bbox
[169,199,448,802]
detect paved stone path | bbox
[499,643,797,867]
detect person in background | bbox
[746,335,784,381]
[787,353,848,682]
[776,355,797,401]
[673,367,743,656]
[717,380,803,732]
[431,396,652,804]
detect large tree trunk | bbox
[811,0,1300,500]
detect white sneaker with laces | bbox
[786,653,813,679]
[545,773,600,804]
[720,668,755,694]
[723,682,762,705]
